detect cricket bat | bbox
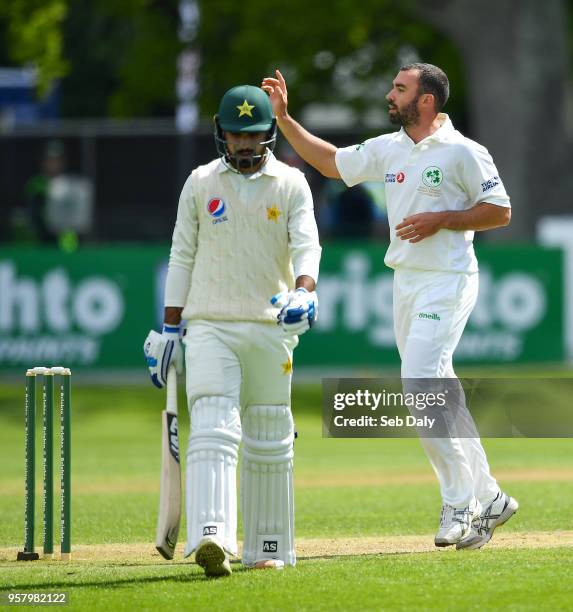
[155,364,181,559]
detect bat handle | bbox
[166,365,178,416]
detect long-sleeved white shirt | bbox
[165,153,321,323]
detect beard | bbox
[236,153,255,169]
[388,96,421,126]
[229,147,267,172]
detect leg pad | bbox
[185,396,241,557]
[241,405,295,566]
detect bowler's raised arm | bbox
[262,69,340,179]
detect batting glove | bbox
[143,324,183,388]
[271,287,318,336]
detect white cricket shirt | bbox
[166,153,321,323]
[335,114,511,273]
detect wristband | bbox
[162,324,180,339]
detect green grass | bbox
[1,382,572,610]
[1,550,572,611]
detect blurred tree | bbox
[0,0,467,126]
[1,0,570,240]
[0,0,179,116]
[0,0,69,97]
[196,0,467,130]
[418,0,571,237]
[61,0,180,117]
[58,1,119,117]
[198,0,571,237]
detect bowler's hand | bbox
[395,212,447,243]
[261,70,288,119]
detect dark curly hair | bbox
[400,62,450,112]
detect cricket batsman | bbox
[262,63,518,550]
[144,84,321,576]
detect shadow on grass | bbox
[3,560,259,590]
[297,548,438,562]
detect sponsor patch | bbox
[481,176,500,192]
[203,526,217,536]
[207,198,228,225]
[263,540,278,553]
[166,413,179,462]
[386,172,405,184]
[418,312,441,321]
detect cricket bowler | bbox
[262,63,518,550]
[144,84,320,576]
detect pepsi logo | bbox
[207,198,226,218]
[397,172,405,183]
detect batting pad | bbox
[184,396,242,557]
[241,404,295,566]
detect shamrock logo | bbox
[422,166,443,187]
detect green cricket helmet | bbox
[214,85,277,172]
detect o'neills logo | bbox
[418,312,441,321]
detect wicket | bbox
[17,366,72,561]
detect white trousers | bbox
[393,269,500,508]
[184,320,297,408]
[183,320,297,562]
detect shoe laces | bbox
[440,503,472,527]
[453,506,473,526]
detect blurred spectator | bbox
[278,143,388,240]
[277,143,306,172]
[277,143,323,209]
[317,179,388,239]
[14,140,94,250]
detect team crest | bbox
[281,358,293,375]
[422,166,443,187]
[418,166,443,197]
[266,205,281,222]
[237,99,255,117]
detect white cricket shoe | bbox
[435,499,481,547]
[456,492,519,550]
[253,559,285,570]
[195,537,232,577]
